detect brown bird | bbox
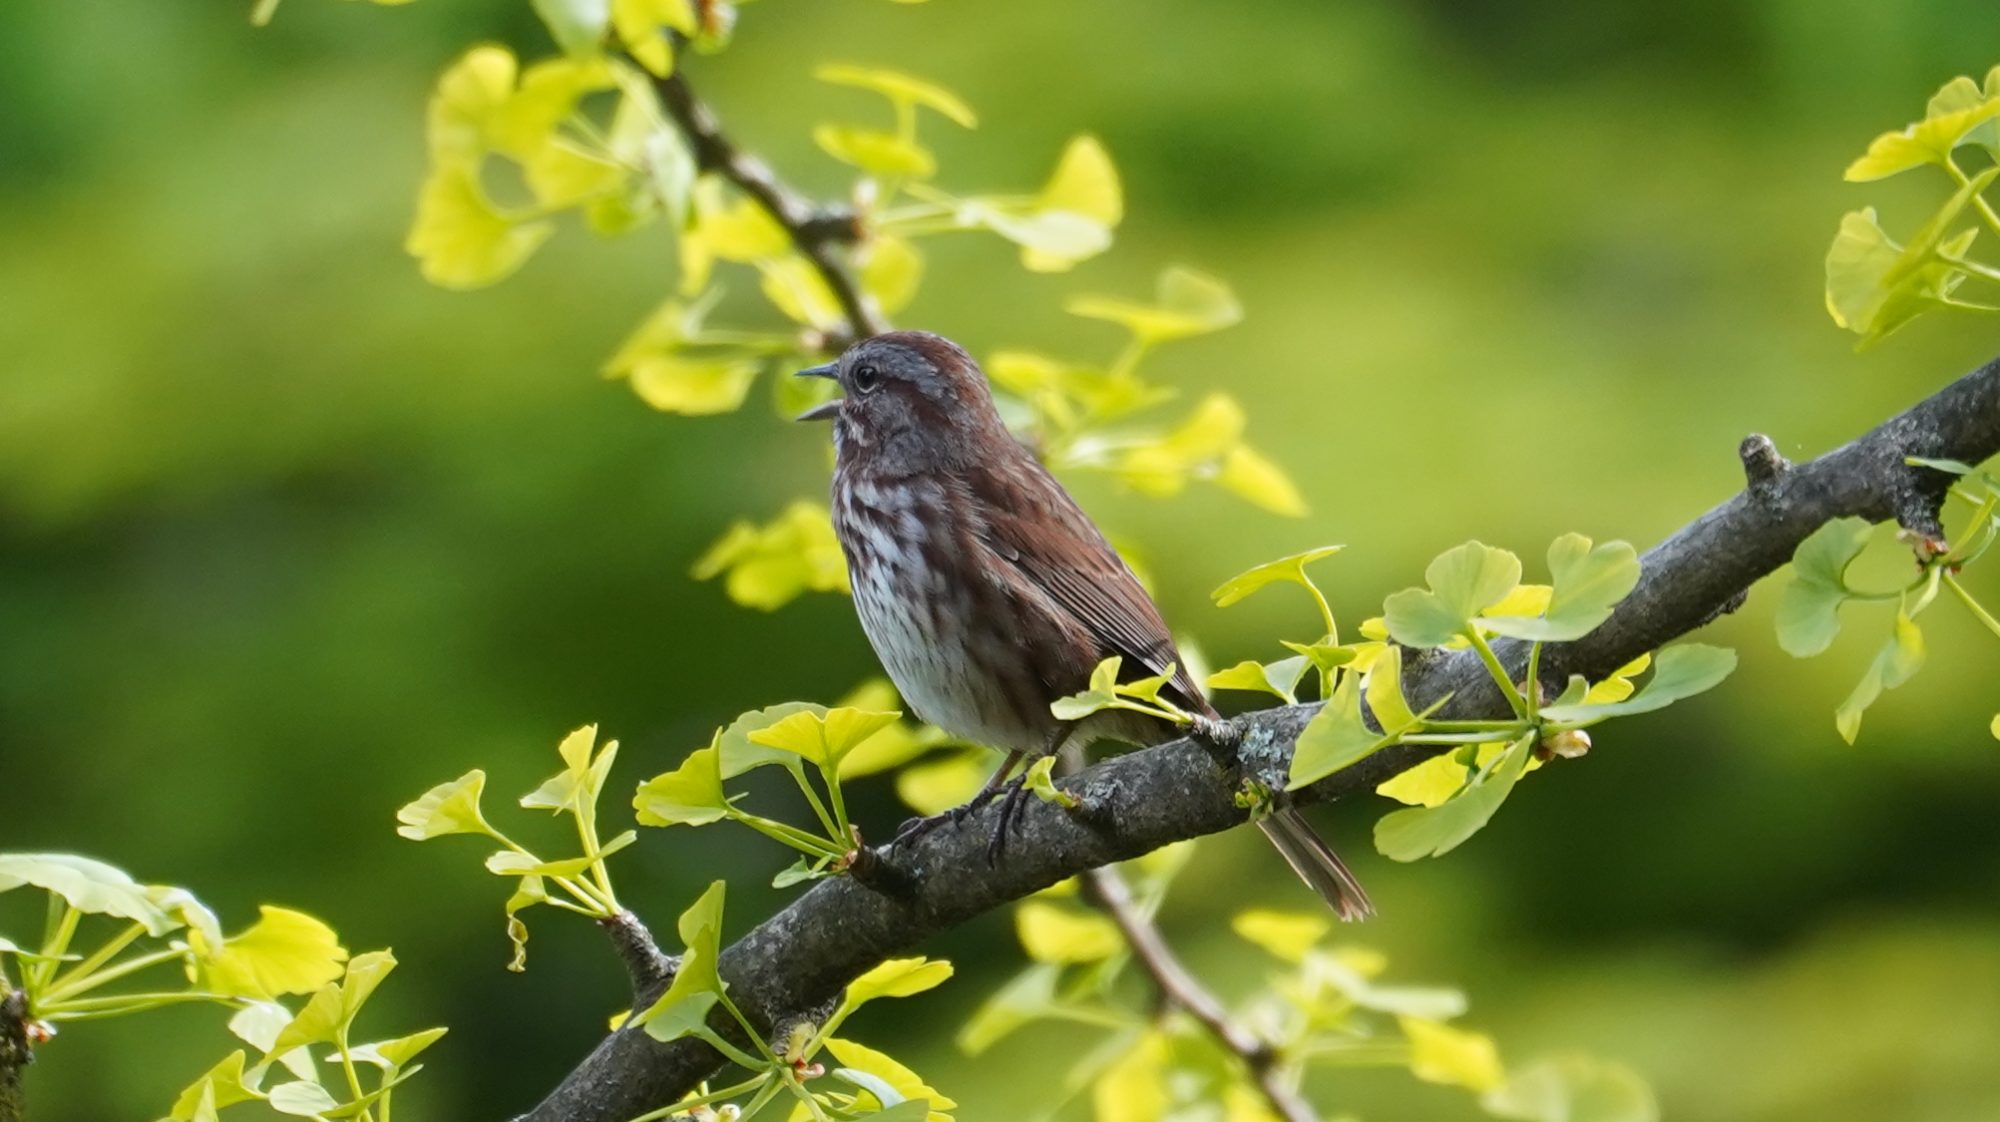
[797,331,1371,920]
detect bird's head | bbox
[795,331,1004,465]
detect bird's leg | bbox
[984,723,1075,865]
[891,749,1026,847]
[984,778,1031,865]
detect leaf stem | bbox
[1463,629,1528,718]
[39,943,183,1005]
[46,922,146,998]
[624,1074,771,1122]
[1944,570,2000,640]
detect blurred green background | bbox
[4,1,2000,1119]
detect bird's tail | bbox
[1256,807,1374,922]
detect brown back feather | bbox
[968,446,1211,716]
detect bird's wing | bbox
[967,456,1209,714]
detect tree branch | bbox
[515,354,2000,1122]
[650,61,886,345]
[1081,867,1316,1122]
[1,990,30,1122]
[600,910,677,1007]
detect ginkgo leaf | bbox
[633,742,731,827]
[691,502,850,609]
[1824,168,1996,345]
[637,881,727,1042]
[814,125,937,178]
[1834,605,1926,744]
[520,724,617,813]
[1775,517,1874,657]
[1537,645,1738,726]
[406,165,553,289]
[1211,546,1344,608]
[1217,445,1307,516]
[1482,1055,1659,1122]
[199,906,349,1000]
[1205,656,1308,704]
[1402,1016,1505,1092]
[827,1037,958,1120]
[165,1051,258,1121]
[843,956,955,1010]
[1015,901,1122,964]
[1021,755,1077,809]
[611,0,695,76]
[814,65,978,128]
[954,963,1060,1055]
[346,1026,449,1071]
[1478,534,1639,643]
[268,1081,340,1117]
[0,854,180,936]
[894,752,989,816]
[1230,909,1329,962]
[748,707,904,769]
[1289,651,1433,787]
[1375,736,1533,862]
[1845,91,2000,181]
[1383,541,1523,649]
[1034,135,1120,227]
[1093,1031,1172,1122]
[1068,266,1240,343]
[395,771,492,840]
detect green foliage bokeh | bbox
[3,1,2000,1120]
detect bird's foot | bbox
[983,776,1032,866]
[890,780,1008,848]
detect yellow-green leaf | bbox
[748,706,903,769]
[395,770,492,840]
[1230,908,1329,962]
[691,501,850,609]
[1093,1031,1171,1122]
[1402,1016,1505,1092]
[1068,266,1241,344]
[1383,541,1523,648]
[611,0,694,76]
[1212,545,1344,608]
[825,1037,957,1120]
[406,166,553,289]
[843,956,954,1010]
[1035,134,1120,227]
[1845,96,2000,181]
[199,907,349,1000]
[895,752,988,816]
[815,65,977,128]
[1205,656,1308,704]
[1014,901,1122,963]
[814,125,937,178]
[634,742,731,826]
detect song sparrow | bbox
[797,331,1372,920]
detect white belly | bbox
[837,477,1040,752]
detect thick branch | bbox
[600,910,677,1007]
[650,65,886,343]
[1,990,29,1122]
[516,358,2000,1122]
[1082,868,1316,1122]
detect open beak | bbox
[794,362,842,422]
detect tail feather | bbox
[1256,807,1374,922]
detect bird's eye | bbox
[852,363,881,393]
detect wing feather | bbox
[968,457,1209,714]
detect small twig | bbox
[1082,868,1316,1122]
[600,910,678,1006]
[1739,433,1792,503]
[650,59,886,343]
